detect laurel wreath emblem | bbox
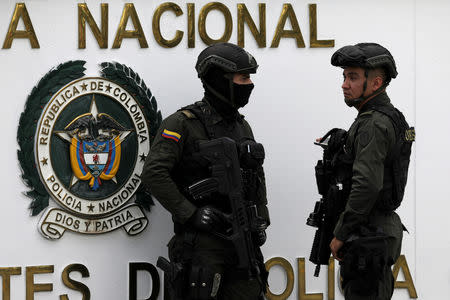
[17,61,162,216]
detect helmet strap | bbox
[345,70,368,107]
[362,69,368,92]
[223,73,236,107]
[345,69,388,108]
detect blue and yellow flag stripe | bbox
[162,129,181,142]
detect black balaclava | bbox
[233,82,254,108]
[202,67,254,118]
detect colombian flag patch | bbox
[162,129,181,142]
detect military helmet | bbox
[196,42,258,78]
[331,43,397,80]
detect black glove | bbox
[189,206,229,234]
[327,128,347,154]
[239,140,265,169]
[251,218,268,246]
[252,230,267,246]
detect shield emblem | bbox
[83,141,109,177]
[69,136,122,191]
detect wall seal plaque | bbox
[17,61,162,239]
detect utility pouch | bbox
[325,184,352,234]
[326,184,347,225]
[340,228,389,296]
[156,257,186,300]
[315,160,329,196]
[187,265,222,300]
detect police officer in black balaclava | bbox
[198,42,258,117]
[142,42,270,300]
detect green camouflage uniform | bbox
[334,92,404,300]
[142,100,269,300]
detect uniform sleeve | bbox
[141,113,197,224]
[334,116,394,240]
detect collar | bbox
[202,99,243,124]
[358,91,391,115]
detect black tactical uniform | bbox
[330,43,414,300]
[142,43,269,300]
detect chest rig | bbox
[178,101,265,209]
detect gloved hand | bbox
[327,128,347,153]
[239,140,265,169]
[189,206,229,234]
[251,218,268,246]
[252,230,267,246]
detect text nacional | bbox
[2,2,334,50]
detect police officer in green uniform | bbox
[328,43,413,299]
[142,43,269,300]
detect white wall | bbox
[0,0,445,299]
[416,0,450,298]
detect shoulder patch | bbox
[405,128,415,142]
[181,110,196,119]
[358,130,371,147]
[162,129,181,142]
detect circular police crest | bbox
[17,61,162,239]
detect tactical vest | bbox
[370,105,415,211]
[176,101,264,210]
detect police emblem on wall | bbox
[17,61,162,239]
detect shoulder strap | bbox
[371,106,402,164]
[370,105,413,140]
[178,101,216,139]
[181,110,196,119]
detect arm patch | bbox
[358,130,370,147]
[162,129,181,142]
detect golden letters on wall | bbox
[2,2,334,49]
[265,255,418,300]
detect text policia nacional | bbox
[2,3,335,49]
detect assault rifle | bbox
[187,137,265,278]
[306,129,350,277]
